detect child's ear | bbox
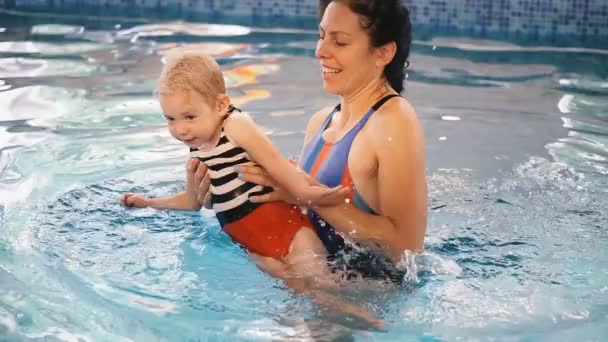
[215,94,231,114]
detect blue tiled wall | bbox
[1,0,607,45]
[404,0,608,41]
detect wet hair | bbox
[157,50,225,104]
[319,0,412,93]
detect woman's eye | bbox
[335,41,347,47]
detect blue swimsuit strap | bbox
[323,94,401,144]
[300,105,338,173]
[301,94,400,173]
[301,94,401,215]
[336,94,401,213]
[323,95,397,137]
[301,94,401,255]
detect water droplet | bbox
[439,136,447,141]
[344,198,351,204]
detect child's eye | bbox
[165,116,174,121]
[185,115,196,120]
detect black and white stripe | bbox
[190,130,270,225]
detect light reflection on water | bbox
[0,12,607,341]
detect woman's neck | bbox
[339,78,395,125]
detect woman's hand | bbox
[186,158,212,209]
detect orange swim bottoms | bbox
[223,201,312,259]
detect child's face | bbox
[159,89,226,149]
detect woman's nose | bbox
[315,38,329,59]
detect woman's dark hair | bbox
[319,0,412,93]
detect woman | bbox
[200,0,427,284]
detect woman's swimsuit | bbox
[299,94,406,283]
[190,107,311,259]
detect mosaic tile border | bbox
[1,0,607,46]
[404,0,607,44]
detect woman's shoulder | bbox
[368,96,424,146]
[369,96,419,128]
[377,95,416,118]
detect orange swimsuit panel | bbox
[223,201,312,259]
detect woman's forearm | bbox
[313,203,400,255]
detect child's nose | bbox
[175,122,189,135]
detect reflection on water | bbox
[0,11,607,341]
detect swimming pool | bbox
[1,9,607,341]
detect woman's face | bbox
[315,1,383,96]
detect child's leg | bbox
[283,227,384,329]
[284,227,333,287]
[251,240,383,329]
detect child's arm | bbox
[122,191,201,210]
[224,114,348,206]
[121,159,206,211]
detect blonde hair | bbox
[157,50,225,104]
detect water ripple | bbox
[0,41,113,56]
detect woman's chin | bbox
[322,83,342,95]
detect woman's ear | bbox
[376,41,397,68]
[215,94,231,114]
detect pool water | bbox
[1,10,607,341]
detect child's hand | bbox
[297,185,351,207]
[121,193,150,208]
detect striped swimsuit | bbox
[190,112,311,259]
[190,129,268,226]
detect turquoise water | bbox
[1,11,607,341]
